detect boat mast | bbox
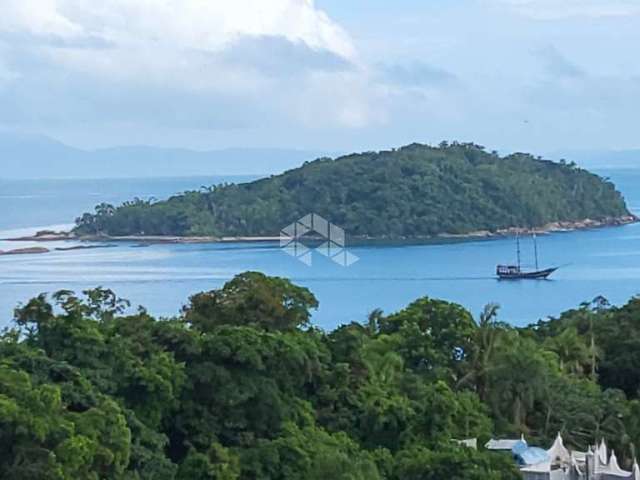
[516,233,521,269]
[533,233,539,270]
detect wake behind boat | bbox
[497,233,558,280]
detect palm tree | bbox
[492,334,549,430]
[457,303,502,401]
[545,327,591,375]
[366,309,383,336]
[362,335,404,388]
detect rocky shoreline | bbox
[4,230,76,242]
[0,245,118,256]
[0,247,50,256]
[4,231,283,244]
[436,215,639,240]
[2,215,638,251]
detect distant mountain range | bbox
[550,149,640,169]
[0,132,335,179]
[2,132,639,180]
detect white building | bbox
[484,434,640,480]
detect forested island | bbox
[2,272,640,478]
[73,142,635,240]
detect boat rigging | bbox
[496,233,558,280]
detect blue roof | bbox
[511,439,528,456]
[517,447,550,466]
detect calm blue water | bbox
[0,176,258,230]
[1,170,639,330]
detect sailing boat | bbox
[496,233,558,280]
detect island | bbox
[70,142,636,240]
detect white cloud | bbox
[0,0,83,37]
[0,0,385,134]
[4,0,637,153]
[0,0,357,91]
[0,0,355,58]
[494,0,640,19]
[292,71,388,129]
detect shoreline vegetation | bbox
[70,142,637,241]
[3,271,640,478]
[3,214,637,251]
[3,142,638,257]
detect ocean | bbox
[1,170,639,330]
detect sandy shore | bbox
[3,230,281,244]
[77,235,282,244]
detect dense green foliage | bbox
[2,272,640,478]
[74,142,631,238]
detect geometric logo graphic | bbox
[280,213,359,267]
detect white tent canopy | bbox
[601,450,632,477]
[547,432,571,464]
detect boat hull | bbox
[497,267,558,280]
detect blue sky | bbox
[1,0,640,156]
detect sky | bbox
[1,0,640,155]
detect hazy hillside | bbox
[0,132,331,179]
[74,142,633,239]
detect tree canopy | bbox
[2,272,640,478]
[73,142,632,238]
